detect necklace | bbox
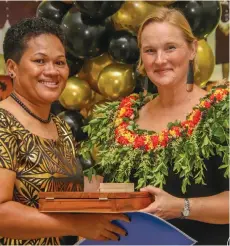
[10,93,51,124]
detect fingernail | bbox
[126,215,131,222]
[125,232,128,236]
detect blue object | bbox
[78,212,196,245]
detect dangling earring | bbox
[186,60,194,92]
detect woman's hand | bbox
[75,213,130,241]
[140,186,184,220]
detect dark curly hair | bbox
[3,17,66,63]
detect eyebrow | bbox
[33,52,65,58]
[142,41,178,49]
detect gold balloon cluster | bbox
[59,76,93,110]
[79,53,113,93]
[112,1,157,34]
[195,40,215,86]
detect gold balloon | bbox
[98,63,135,100]
[112,1,157,34]
[0,54,6,75]
[194,40,215,86]
[81,53,114,93]
[59,76,93,110]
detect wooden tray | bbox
[39,192,153,213]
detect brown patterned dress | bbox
[0,108,84,245]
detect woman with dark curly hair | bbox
[0,17,129,245]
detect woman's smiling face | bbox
[11,34,69,104]
[140,22,196,89]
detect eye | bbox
[144,49,155,54]
[56,60,66,66]
[34,59,45,64]
[167,45,176,51]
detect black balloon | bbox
[61,7,114,58]
[36,1,72,24]
[78,154,95,170]
[58,110,88,141]
[51,100,66,116]
[171,1,221,39]
[66,52,84,77]
[74,1,123,20]
[108,30,139,64]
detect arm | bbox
[0,168,74,239]
[0,168,129,240]
[189,191,229,224]
[140,186,229,224]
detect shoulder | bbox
[52,114,72,132]
[0,107,14,129]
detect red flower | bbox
[209,94,215,101]
[150,135,158,148]
[187,128,193,136]
[160,140,167,147]
[171,126,181,137]
[115,128,119,136]
[117,136,129,145]
[181,120,189,128]
[159,131,169,147]
[192,110,201,124]
[119,98,132,108]
[120,122,129,129]
[216,93,223,101]
[204,101,211,108]
[134,135,146,149]
[123,108,134,118]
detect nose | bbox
[154,51,167,65]
[43,62,59,76]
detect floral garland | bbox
[114,87,228,151]
[80,84,229,193]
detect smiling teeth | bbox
[41,81,58,85]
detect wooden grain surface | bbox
[39,192,154,213]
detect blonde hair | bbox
[137,7,197,76]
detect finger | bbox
[109,213,130,223]
[139,204,157,213]
[140,186,161,195]
[101,230,119,241]
[94,235,110,241]
[107,222,128,237]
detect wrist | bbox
[180,198,190,219]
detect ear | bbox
[6,59,18,78]
[189,40,198,61]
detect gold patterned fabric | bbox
[0,108,83,245]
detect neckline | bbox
[0,107,60,142]
[135,92,207,135]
